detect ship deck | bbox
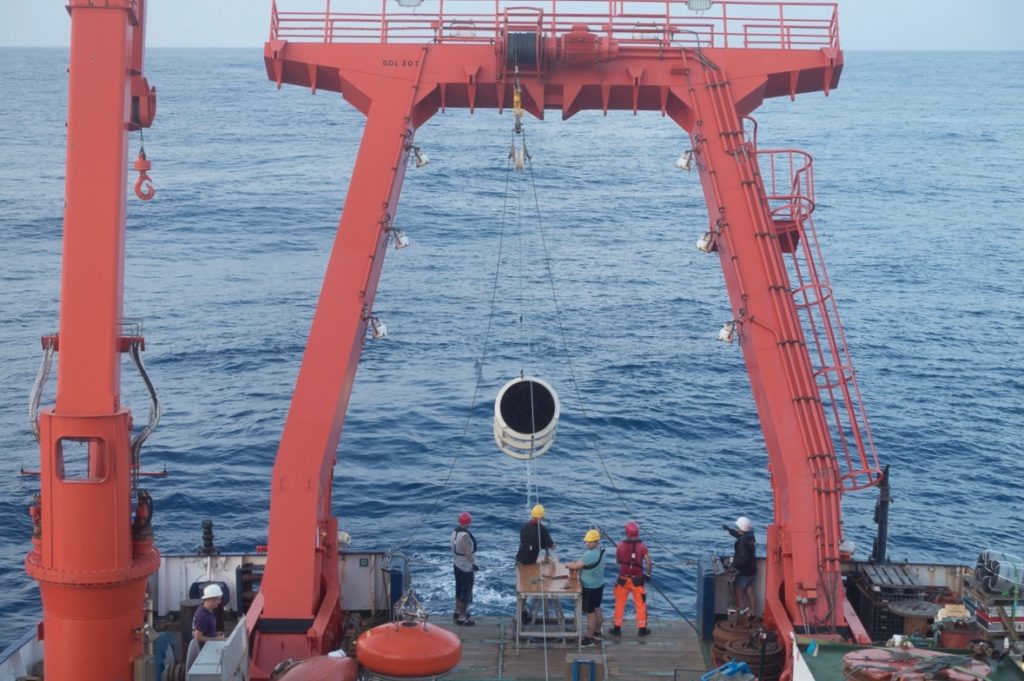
[433,616,710,680]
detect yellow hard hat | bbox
[584,529,601,543]
[531,504,545,519]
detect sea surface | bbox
[1,48,1022,651]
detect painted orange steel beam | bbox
[248,51,436,678]
[668,51,845,636]
[258,0,867,669]
[24,2,160,679]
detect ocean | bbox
[1,47,1022,650]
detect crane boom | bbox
[25,2,160,680]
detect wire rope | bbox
[521,141,695,574]
[390,150,517,553]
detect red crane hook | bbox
[133,148,155,201]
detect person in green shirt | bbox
[566,528,606,646]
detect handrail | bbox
[270,0,839,49]
[755,147,882,492]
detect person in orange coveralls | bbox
[609,521,653,637]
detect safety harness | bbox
[452,527,477,556]
[582,548,606,571]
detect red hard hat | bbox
[625,521,640,538]
[458,512,472,526]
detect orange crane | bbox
[251,1,882,675]
[25,1,159,679]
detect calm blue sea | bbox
[1,48,1022,650]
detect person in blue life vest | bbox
[452,511,478,626]
[566,528,606,647]
[610,521,653,637]
[724,516,756,617]
[193,584,225,645]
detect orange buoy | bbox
[356,621,462,678]
[274,655,357,681]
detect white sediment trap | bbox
[493,376,560,460]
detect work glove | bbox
[473,564,480,572]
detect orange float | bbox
[356,621,462,678]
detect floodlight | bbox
[676,149,695,172]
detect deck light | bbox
[369,317,388,339]
[393,229,410,250]
[676,149,694,172]
[696,231,714,252]
[396,0,424,7]
[718,321,736,343]
[687,0,713,11]
[412,145,430,168]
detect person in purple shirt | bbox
[193,584,225,645]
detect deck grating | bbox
[435,616,708,681]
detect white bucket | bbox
[493,376,560,460]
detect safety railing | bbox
[755,148,881,492]
[270,0,839,50]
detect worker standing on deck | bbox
[610,521,653,637]
[516,504,555,565]
[193,584,225,645]
[724,516,757,618]
[515,504,556,626]
[451,511,478,626]
[566,528,607,646]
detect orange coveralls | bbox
[613,539,649,628]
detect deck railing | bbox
[270,0,839,50]
[756,148,881,492]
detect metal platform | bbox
[433,616,708,680]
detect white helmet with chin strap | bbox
[735,516,752,532]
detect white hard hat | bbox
[735,516,752,532]
[201,584,223,600]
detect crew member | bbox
[516,503,555,565]
[193,584,225,645]
[610,521,652,637]
[724,516,756,617]
[566,528,606,646]
[451,511,478,626]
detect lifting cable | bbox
[389,104,521,554]
[515,101,697,578]
[509,67,549,524]
[502,72,698,641]
[509,69,552,681]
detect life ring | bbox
[356,621,462,678]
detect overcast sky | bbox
[1,0,1021,50]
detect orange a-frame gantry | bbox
[25,1,160,680]
[251,0,882,676]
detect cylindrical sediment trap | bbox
[493,376,560,460]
